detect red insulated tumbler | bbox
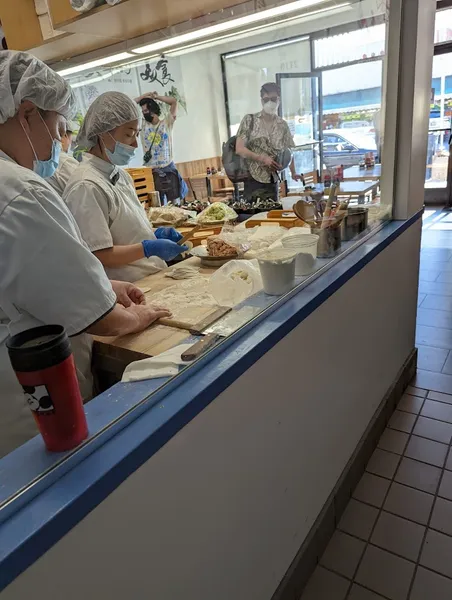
[7,325,89,452]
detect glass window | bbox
[0,0,394,509]
[425,53,452,189]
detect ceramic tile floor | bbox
[301,210,452,600]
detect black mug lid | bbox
[7,325,72,372]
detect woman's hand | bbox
[126,304,172,334]
[110,280,146,308]
[260,155,282,171]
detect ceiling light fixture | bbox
[57,52,135,77]
[165,3,351,59]
[132,0,330,55]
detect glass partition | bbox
[0,0,394,510]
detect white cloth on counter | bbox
[121,344,194,383]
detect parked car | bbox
[322,129,378,168]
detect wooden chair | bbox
[126,167,155,204]
[302,170,319,186]
[189,177,210,201]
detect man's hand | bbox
[260,155,282,171]
[291,173,303,182]
[111,280,146,308]
[126,304,172,334]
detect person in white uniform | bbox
[0,51,172,459]
[47,120,80,195]
[64,91,187,283]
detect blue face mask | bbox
[34,139,61,179]
[105,133,137,166]
[21,113,62,179]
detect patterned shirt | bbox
[142,113,174,169]
[237,111,295,183]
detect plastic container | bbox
[258,249,298,295]
[341,207,369,241]
[282,234,319,276]
[6,325,88,452]
[312,219,342,258]
[281,196,302,210]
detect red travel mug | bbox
[7,325,89,452]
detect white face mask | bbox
[263,100,279,116]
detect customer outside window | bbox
[235,82,302,201]
[136,92,188,204]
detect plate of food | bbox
[190,236,240,267]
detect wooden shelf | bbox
[49,0,246,41]
[2,0,247,64]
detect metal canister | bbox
[341,207,369,242]
[312,220,342,258]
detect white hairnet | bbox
[0,50,76,125]
[76,91,141,150]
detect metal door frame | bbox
[276,71,323,176]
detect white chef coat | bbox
[64,154,166,283]
[47,152,80,196]
[0,150,117,459]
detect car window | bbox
[324,134,341,144]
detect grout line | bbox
[441,349,452,374]
[406,390,452,599]
[351,394,428,598]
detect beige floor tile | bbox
[428,390,452,405]
[370,511,425,561]
[338,499,379,541]
[395,457,442,494]
[366,448,400,479]
[320,531,365,579]
[353,473,391,508]
[406,386,428,398]
[421,400,452,424]
[430,497,452,536]
[411,567,452,600]
[404,435,448,468]
[413,416,452,444]
[383,482,434,525]
[348,585,387,600]
[355,544,415,600]
[388,410,417,433]
[300,566,349,600]
[378,429,409,455]
[420,529,452,579]
[439,470,452,500]
[398,393,424,414]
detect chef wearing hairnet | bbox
[64,91,187,283]
[0,51,172,458]
[47,120,80,195]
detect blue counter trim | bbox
[0,212,421,591]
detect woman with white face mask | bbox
[64,92,188,283]
[0,52,172,458]
[235,82,302,202]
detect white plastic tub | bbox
[257,249,298,295]
[282,234,319,276]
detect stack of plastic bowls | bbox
[257,249,298,295]
[282,234,319,276]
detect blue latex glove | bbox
[154,227,183,243]
[142,239,188,261]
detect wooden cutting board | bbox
[158,305,230,334]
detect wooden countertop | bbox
[93,257,218,379]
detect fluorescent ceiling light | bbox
[225,35,309,59]
[57,52,135,77]
[132,0,329,54]
[166,3,351,58]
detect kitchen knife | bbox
[181,306,262,362]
